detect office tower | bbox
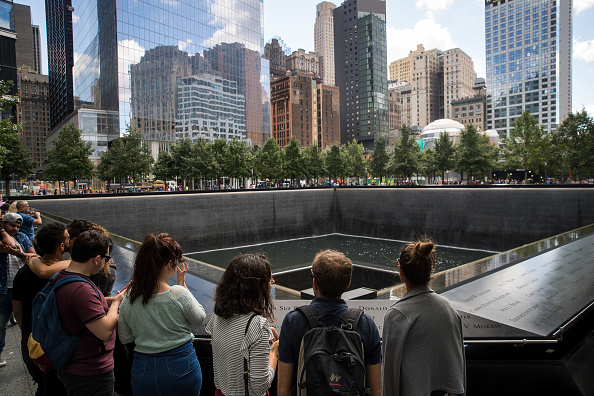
[485,0,572,137]
[388,84,402,132]
[316,84,340,149]
[410,50,444,128]
[45,0,271,154]
[32,24,40,73]
[13,3,38,71]
[334,0,388,150]
[443,48,477,119]
[265,38,291,80]
[45,0,74,129]
[287,49,320,78]
[0,0,17,99]
[16,66,50,172]
[389,44,442,83]
[315,1,336,86]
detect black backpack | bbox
[295,305,370,396]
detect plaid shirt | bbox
[0,232,33,294]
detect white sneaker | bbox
[0,354,6,368]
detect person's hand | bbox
[176,260,188,288]
[270,339,279,357]
[270,327,279,344]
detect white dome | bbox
[484,129,499,138]
[422,119,465,134]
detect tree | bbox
[325,142,344,182]
[302,145,326,185]
[419,148,438,184]
[169,137,195,188]
[434,132,455,183]
[552,110,594,182]
[97,139,125,191]
[502,111,548,182]
[389,124,420,181]
[153,150,176,183]
[222,139,251,188]
[455,124,498,182]
[259,137,283,184]
[44,123,94,192]
[123,127,154,187]
[368,135,389,183]
[344,138,366,184]
[283,137,304,185]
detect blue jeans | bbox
[131,340,202,396]
[0,289,13,354]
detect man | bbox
[16,201,42,242]
[0,213,37,368]
[277,250,382,396]
[12,223,69,395]
[51,230,125,395]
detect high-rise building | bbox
[316,84,340,149]
[389,44,442,83]
[315,1,336,86]
[334,0,388,150]
[451,78,487,131]
[45,0,271,154]
[410,51,444,128]
[485,0,572,137]
[32,24,40,73]
[443,48,477,119]
[264,38,291,80]
[287,49,319,78]
[16,66,50,172]
[0,0,18,100]
[13,3,40,72]
[45,0,74,130]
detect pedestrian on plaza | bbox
[16,201,42,242]
[118,233,205,395]
[205,254,278,396]
[382,239,466,396]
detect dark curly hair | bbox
[35,223,67,256]
[129,233,183,305]
[398,239,436,287]
[214,254,274,320]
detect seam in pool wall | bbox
[30,188,594,252]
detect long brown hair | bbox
[214,254,275,320]
[129,233,183,305]
[398,239,436,287]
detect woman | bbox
[205,254,278,396]
[118,233,205,395]
[382,240,466,396]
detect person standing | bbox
[205,254,278,396]
[118,233,205,395]
[382,240,466,396]
[52,230,125,395]
[16,201,42,242]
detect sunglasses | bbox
[100,254,112,262]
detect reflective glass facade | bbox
[334,0,388,150]
[485,0,572,137]
[67,0,270,146]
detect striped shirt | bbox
[206,313,275,396]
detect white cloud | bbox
[416,0,456,12]
[177,38,192,52]
[387,18,456,64]
[72,14,80,24]
[205,0,261,52]
[574,0,594,14]
[574,38,594,62]
[573,104,594,115]
[117,39,146,104]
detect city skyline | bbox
[17,0,594,124]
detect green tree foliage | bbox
[344,138,366,183]
[389,124,420,180]
[302,145,325,184]
[325,142,345,182]
[97,138,126,189]
[434,132,455,182]
[153,150,176,182]
[222,139,251,187]
[455,124,498,182]
[419,148,438,184]
[44,123,94,191]
[368,135,389,183]
[259,137,283,184]
[552,110,594,181]
[169,137,195,188]
[502,111,548,182]
[283,137,304,185]
[123,127,154,186]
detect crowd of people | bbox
[0,198,466,396]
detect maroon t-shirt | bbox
[55,270,115,375]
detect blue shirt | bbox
[278,297,382,367]
[18,212,36,241]
[0,232,33,294]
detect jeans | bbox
[0,289,13,354]
[131,340,202,396]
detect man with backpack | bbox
[277,250,382,396]
[45,230,125,395]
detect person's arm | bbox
[246,320,277,395]
[0,229,16,248]
[27,257,69,279]
[277,361,294,396]
[366,363,382,396]
[85,290,125,341]
[31,212,42,226]
[12,300,24,329]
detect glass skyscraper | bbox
[47,0,270,152]
[334,0,388,150]
[485,0,572,138]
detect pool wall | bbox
[31,187,594,252]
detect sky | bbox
[20,0,594,116]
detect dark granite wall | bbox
[31,188,594,252]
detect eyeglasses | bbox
[310,268,315,279]
[100,254,112,262]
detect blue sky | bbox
[22,0,594,115]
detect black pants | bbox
[57,369,115,396]
[20,333,67,396]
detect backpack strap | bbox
[296,305,324,329]
[243,313,257,396]
[341,308,364,331]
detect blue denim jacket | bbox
[0,232,33,294]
